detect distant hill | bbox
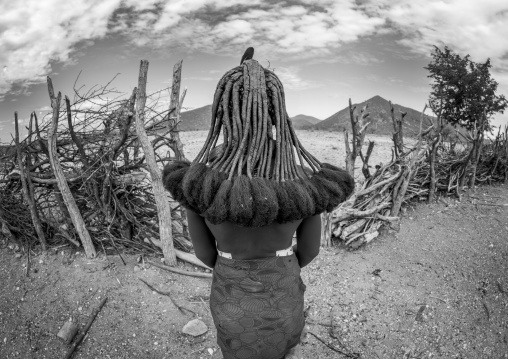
[313,95,432,136]
[179,105,212,131]
[177,106,323,131]
[290,114,321,129]
[171,97,431,136]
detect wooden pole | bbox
[167,61,190,239]
[320,213,333,247]
[134,60,177,266]
[391,105,427,216]
[14,112,47,251]
[46,77,96,258]
[168,60,187,161]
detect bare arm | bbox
[186,209,218,268]
[295,214,321,268]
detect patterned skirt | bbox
[210,254,306,359]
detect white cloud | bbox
[0,0,122,99]
[115,1,385,59]
[272,66,319,91]
[36,105,52,113]
[2,0,508,103]
[378,1,508,75]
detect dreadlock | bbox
[163,56,354,227]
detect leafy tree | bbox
[425,46,507,131]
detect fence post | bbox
[47,78,96,258]
[14,113,47,251]
[134,60,177,266]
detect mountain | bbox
[177,106,323,131]
[290,114,321,129]
[179,105,212,131]
[313,95,432,136]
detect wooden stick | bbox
[308,331,360,358]
[64,297,107,359]
[147,260,213,279]
[47,77,96,258]
[138,278,195,315]
[144,238,212,270]
[14,112,47,251]
[134,60,177,266]
[476,203,508,207]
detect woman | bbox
[187,208,319,359]
[163,56,353,359]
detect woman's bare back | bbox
[205,219,302,260]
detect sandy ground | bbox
[1,131,507,359]
[180,130,410,171]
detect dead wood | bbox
[148,260,213,279]
[64,297,107,359]
[308,331,360,358]
[144,237,212,270]
[134,60,177,266]
[344,98,370,177]
[57,321,78,344]
[138,278,195,315]
[14,112,47,250]
[167,60,187,161]
[47,77,96,258]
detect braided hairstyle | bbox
[163,58,354,227]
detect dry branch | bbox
[64,297,107,359]
[47,77,96,258]
[14,112,47,250]
[148,260,213,279]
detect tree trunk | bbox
[167,61,190,242]
[427,134,441,203]
[134,60,177,266]
[469,133,484,188]
[14,112,47,251]
[320,213,333,247]
[168,60,187,161]
[469,113,486,188]
[344,130,355,176]
[46,78,96,258]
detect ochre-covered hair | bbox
[163,59,354,226]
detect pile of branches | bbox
[330,101,508,248]
[415,127,508,195]
[0,78,190,254]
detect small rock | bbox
[182,319,208,336]
[133,265,141,273]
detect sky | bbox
[1,0,508,142]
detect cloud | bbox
[114,1,385,59]
[272,66,319,91]
[2,0,508,103]
[378,1,508,73]
[0,0,388,100]
[0,0,122,99]
[36,105,52,113]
